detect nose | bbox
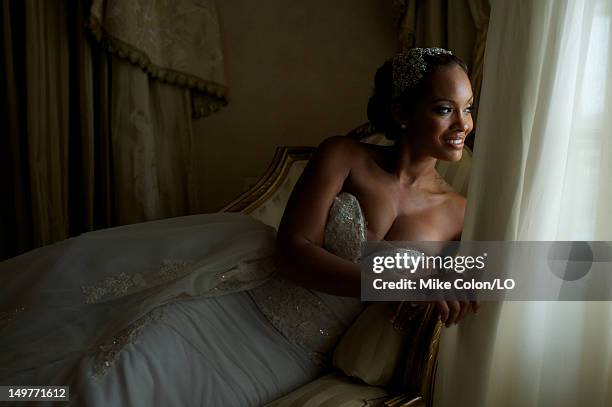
[454,111,470,133]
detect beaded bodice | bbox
[249,193,366,365]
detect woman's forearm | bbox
[276,238,361,297]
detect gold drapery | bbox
[1,0,226,259]
[89,0,228,118]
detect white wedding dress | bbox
[0,193,365,406]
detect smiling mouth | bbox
[444,137,464,148]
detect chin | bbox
[435,148,464,162]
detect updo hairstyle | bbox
[367,52,468,140]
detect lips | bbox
[444,136,464,149]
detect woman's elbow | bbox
[274,234,313,271]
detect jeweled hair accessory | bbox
[392,47,453,98]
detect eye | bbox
[464,105,474,114]
[434,106,453,115]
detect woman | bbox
[0,48,476,406]
[276,47,478,324]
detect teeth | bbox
[446,139,463,145]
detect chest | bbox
[345,179,456,242]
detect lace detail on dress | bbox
[249,278,346,366]
[90,308,165,378]
[250,192,367,364]
[82,260,196,304]
[157,260,194,283]
[324,192,366,262]
[82,273,136,304]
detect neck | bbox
[390,137,438,186]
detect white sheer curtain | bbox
[435,1,612,406]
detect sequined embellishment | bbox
[211,257,276,294]
[324,192,367,262]
[82,273,135,304]
[249,277,346,367]
[392,47,453,97]
[82,260,195,304]
[90,308,164,378]
[250,192,367,365]
[156,260,194,283]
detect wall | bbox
[193,0,398,212]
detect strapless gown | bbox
[0,193,366,406]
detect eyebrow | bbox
[431,97,474,104]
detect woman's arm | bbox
[275,136,362,297]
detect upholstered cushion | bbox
[264,371,388,407]
[359,133,393,146]
[250,160,308,229]
[333,302,407,386]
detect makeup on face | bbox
[419,67,474,159]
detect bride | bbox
[0,47,477,406]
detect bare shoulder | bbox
[315,136,366,161]
[277,136,365,245]
[306,136,375,178]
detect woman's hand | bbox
[434,300,479,327]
